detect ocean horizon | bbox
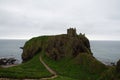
[0,39,120,65]
[90,40,120,65]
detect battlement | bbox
[67,28,77,37]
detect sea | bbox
[0,39,26,63]
[0,39,120,65]
[90,41,120,65]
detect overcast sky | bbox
[0,0,120,40]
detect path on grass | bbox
[0,56,58,80]
[40,55,58,80]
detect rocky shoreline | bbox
[0,57,19,67]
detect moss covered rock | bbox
[46,34,92,60]
[21,28,109,80]
[22,28,92,62]
[22,36,48,62]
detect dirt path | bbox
[40,55,58,80]
[1,64,18,68]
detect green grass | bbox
[0,35,114,80]
[42,52,107,80]
[0,53,52,79]
[22,36,49,62]
[51,75,77,80]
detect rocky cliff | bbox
[22,28,92,62]
[21,28,111,79]
[46,33,92,60]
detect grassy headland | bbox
[0,28,120,80]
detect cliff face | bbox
[22,36,48,62]
[22,28,92,62]
[21,28,109,79]
[46,34,92,60]
[9,28,120,80]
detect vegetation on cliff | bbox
[22,36,48,62]
[42,52,106,80]
[116,59,120,73]
[46,34,92,61]
[20,28,107,80]
[22,28,92,62]
[0,28,120,80]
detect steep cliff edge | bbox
[21,28,108,79]
[21,28,120,79]
[22,36,49,62]
[22,28,92,62]
[0,28,119,80]
[46,33,92,61]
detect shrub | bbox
[116,59,120,73]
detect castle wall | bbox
[67,28,76,37]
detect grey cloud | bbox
[0,0,120,40]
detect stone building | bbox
[67,28,77,37]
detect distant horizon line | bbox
[0,38,120,41]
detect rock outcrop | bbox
[22,36,48,62]
[0,58,17,65]
[46,29,92,60]
[21,28,110,79]
[22,28,92,62]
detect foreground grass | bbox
[42,53,107,80]
[0,53,52,79]
[51,75,77,80]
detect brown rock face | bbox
[21,28,92,62]
[46,28,92,60]
[22,36,48,62]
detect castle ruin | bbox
[67,28,77,37]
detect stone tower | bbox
[67,28,77,37]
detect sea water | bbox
[0,39,26,63]
[0,40,120,64]
[90,41,120,65]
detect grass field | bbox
[42,52,107,80]
[0,51,115,80]
[52,75,77,80]
[0,53,52,79]
[0,52,79,80]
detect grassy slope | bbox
[0,36,115,80]
[52,75,77,80]
[42,52,107,80]
[0,53,52,79]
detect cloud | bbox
[0,0,120,40]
